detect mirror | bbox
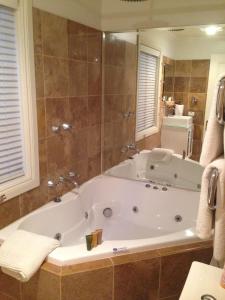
[102,31,138,171]
[102,25,225,182]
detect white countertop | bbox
[180,262,225,299]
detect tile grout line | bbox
[158,256,162,300]
[109,257,115,300]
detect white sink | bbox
[162,116,193,128]
[180,262,225,299]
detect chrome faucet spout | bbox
[58,171,80,192]
[121,143,140,154]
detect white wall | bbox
[173,37,225,60]
[33,0,102,29]
[139,30,176,59]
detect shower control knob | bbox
[61,123,72,130]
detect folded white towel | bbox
[196,157,225,263]
[200,83,224,167]
[0,230,60,282]
[150,148,174,163]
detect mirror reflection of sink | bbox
[162,116,193,128]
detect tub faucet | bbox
[47,180,62,203]
[59,172,80,193]
[121,143,140,154]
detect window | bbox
[0,0,39,201]
[136,45,161,141]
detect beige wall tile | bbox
[174,77,189,93]
[88,63,101,95]
[88,96,101,126]
[67,20,88,35]
[36,99,46,140]
[42,11,68,58]
[189,77,208,93]
[159,247,212,298]
[19,179,48,217]
[0,197,20,230]
[44,57,69,98]
[188,93,206,111]
[61,267,113,300]
[68,34,87,61]
[45,98,70,137]
[34,55,44,98]
[68,60,88,97]
[87,33,102,64]
[69,97,88,130]
[21,268,60,300]
[175,60,192,77]
[0,270,20,300]
[191,60,210,78]
[114,257,160,300]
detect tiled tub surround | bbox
[0,241,212,300]
[163,58,210,161]
[0,8,102,230]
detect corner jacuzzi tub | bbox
[0,171,202,266]
[105,150,203,192]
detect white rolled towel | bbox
[0,230,60,282]
[150,148,174,163]
[196,157,225,262]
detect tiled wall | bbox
[103,33,161,171]
[0,8,102,229]
[163,59,210,160]
[0,240,212,300]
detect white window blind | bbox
[0,5,24,184]
[136,46,160,140]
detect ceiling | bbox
[34,0,225,32]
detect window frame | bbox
[0,0,39,202]
[135,44,162,142]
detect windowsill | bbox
[135,126,159,142]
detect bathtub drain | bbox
[54,233,62,241]
[174,215,182,222]
[132,206,138,213]
[103,207,113,218]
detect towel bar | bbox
[216,77,225,125]
[207,167,219,210]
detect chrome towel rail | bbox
[216,77,225,125]
[207,167,219,211]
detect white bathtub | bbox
[105,150,204,192]
[0,175,201,266]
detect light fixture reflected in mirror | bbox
[201,25,223,35]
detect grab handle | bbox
[216,77,225,125]
[207,167,219,211]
